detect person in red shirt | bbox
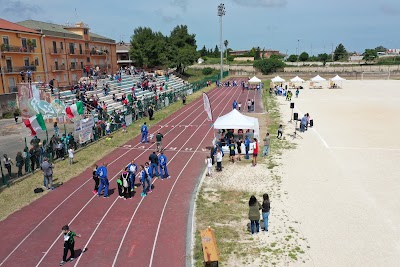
[252,138,258,166]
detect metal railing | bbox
[4,65,37,73]
[1,45,35,53]
[51,65,66,71]
[49,48,64,54]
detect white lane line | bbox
[148,83,238,267]
[33,88,226,267]
[111,84,239,267]
[0,83,219,267]
[69,87,230,266]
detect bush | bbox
[202,67,213,75]
[253,59,286,75]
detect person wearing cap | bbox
[155,132,164,152]
[41,157,54,190]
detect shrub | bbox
[202,67,213,75]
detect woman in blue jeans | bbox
[248,196,262,234]
[262,193,271,231]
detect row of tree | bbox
[130,25,198,73]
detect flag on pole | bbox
[65,101,84,118]
[23,113,47,136]
[202,92,213,121]
[127,94,133,103]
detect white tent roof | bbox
[249,76,261,83]
[311,75,326,82]
[214,109,260,138]
[331,75,346,81]
[271,76,285,82]
[290,76,305,82]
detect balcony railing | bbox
[51,65,66,71]
[1,45,35,53]
[49,48,64,54]
[5,65,37,73]
[90,50,107,56]
[70,64,83,70]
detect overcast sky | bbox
[1,0,399,55]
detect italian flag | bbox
[65,101,84,118]
[24,113,47,136]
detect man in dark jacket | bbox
[148,152,160,177]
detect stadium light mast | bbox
[218,3,226,82]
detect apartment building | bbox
[116,41,132,69]
[18,20,117,88]
[0,18,45,94]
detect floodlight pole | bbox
[218,3,225,83]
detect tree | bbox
[253,58,285,75]
[318,53,329,65]
[213,45,220,58]
[168,25,198,74]
[254,47,261,60]
[299,52,309,62]
[363,49,378,63]
[199,45,207,57]
[333,43,348,61]
[375,46,387,53]
[224,40,229,61]
[287,54,298,62]
[130,27,167,68]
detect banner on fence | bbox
[186,89,193,95]
[165,97,170,107]
[74,117,95,144]
[203,92,213,121]
[125,114,133,126]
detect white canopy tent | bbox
[290,76,305,83]
[249,76,261,83]
[331,75,346,82]
[214,109,260,138]
[271,76,285,83]
[311,75,326,82]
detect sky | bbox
[1,0,399,55]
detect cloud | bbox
[0,0,42,18]
[172,0,188,11]
[231,0,287,8]
[380,3,400,16]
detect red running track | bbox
[0,79,262,267]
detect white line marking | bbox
[111,84,238,267]
[148,83,238,267]
[32,88,226,267]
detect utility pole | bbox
[218,3,226,82]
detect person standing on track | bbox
[216,148,223,172]
[244,135,251,160]
[232,100,237,110]
[238,101,242,111]
[120,167,131,199]
[149,151,160,177]
[141,122,148,143]
[140,164,151,197]
[158,151,170,179]
[59,225,81,266]
[156,132,164,152]
[92,164,99,194]
[96,163,109,198]
[247,99,251,112]
[127,160,138,191]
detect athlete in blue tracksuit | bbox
[244,136,250,160]
[140,164,152,197]
[232,100,238,110]
[96,163,109,197]
[158,152,170,179]
[141,122,148,143]
[127,160,138,191]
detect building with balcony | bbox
[0,18,45,94]
[116,41,132,69]
[17,20,117,88]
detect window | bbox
[34,57,39,66]
[61,59,65,65]
[21,38,27,48]
[85,43,89,49]
[24,57,30,67]
[2,36,9,45]
[64,74,67,82]
[36,75,41,82]
[60,42,64,50]
[86,57,90,63]
[93,59,96,65]
[84,29,88,35]
[69,43,75,54]
[56,75,60,82]
[31,39,37,47]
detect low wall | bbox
[0,93,18,117]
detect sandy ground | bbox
[278,80,400,266]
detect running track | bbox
[0,79,262,267]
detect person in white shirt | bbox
[205,156,212,177]
[216,148,223,172]
[68,147,74,165]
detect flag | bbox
[203,92,213,121]
[65,101,84,118]
[128,94,133,103]
[24,113,47,136]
